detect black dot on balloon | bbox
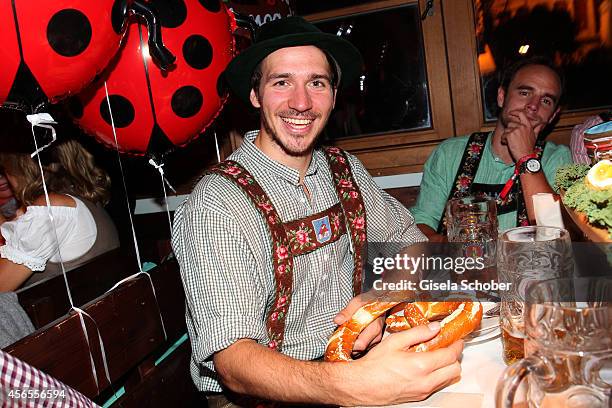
[47,9,92,57]
[154,0,187,28]
[171,86,203,118]
[111,0,129,34]
[68,97,84,119]
[99,95,135,128]
[198,0,221,13]
[183,35,213,70]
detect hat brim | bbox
[223,32,363,105]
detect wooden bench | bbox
[5,253,202,406]
[16,247,139,329]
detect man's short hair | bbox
[250,50,340,98]
[499,56,565,105]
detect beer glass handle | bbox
[495,357,538,408]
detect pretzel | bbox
[324,300,483,362]
[408,301,483,352]
[388,301,464,331]
[324,301,400,363]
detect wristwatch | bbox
[522,157,541,174]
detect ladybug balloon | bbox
[71,0,237,159]
[227,0,294,26]
[0,0,174,113]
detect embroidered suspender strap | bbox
[207,160,293,352]
[206,158,360,408]
[437,132,488,234]
[323,147,368,296]
[283,203,347,256]
[436,132,545,230]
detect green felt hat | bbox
[223,16,363,104]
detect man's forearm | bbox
[214,339,362,406]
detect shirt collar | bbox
[485,131,514,168]
[239,131,322,185]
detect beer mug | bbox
[497,226,573,365]
[446,195,498,269]
[496,277,612,408]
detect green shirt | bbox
[412,133,573,233]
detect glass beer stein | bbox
[496,277,612,408]
[497,226,573,365]
[446,195,498,270]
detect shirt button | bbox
[320,291,325,297]
[322,273,328,280]
[324,254,329,261]
[300,197,306,203]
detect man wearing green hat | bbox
[172,16,462,406]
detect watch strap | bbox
[516,154,538,174]
[500,153,538,200]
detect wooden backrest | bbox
[108,337,205,407]
[4,313,100,396]
[6,256,192,402]
[85,274,167,390]
[16,247,139,329]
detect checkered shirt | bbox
[0,350,97,407]
[172,131,427,392]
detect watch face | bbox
[526,159,541,173]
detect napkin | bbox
[532,193,564,230]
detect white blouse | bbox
[0,196,97,271]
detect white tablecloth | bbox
[445,333,506,407]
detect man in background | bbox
[412,56,572,241]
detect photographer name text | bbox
[373,279,511,292]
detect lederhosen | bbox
[437,132,544,234]
[207,146,367,353]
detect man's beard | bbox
[499,108,512,129]
[261,110,322,157]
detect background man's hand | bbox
[503,110,544,161]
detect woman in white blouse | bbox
[0,139,119,291]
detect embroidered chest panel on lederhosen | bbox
[437,132,544,234]
[207,147,367,353]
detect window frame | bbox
[305,0,454,176]
[443,0,611,146]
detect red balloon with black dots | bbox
[71,0,237,159]
[0,0,169,113]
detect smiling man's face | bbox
[250,45,336,157]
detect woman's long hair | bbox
[0,139,111,206]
